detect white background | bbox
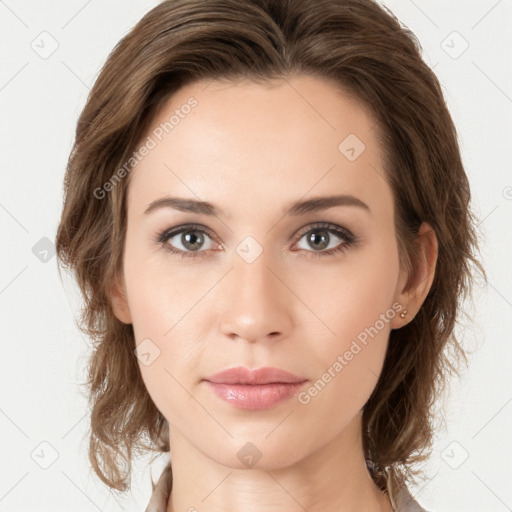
[0,1,511,511]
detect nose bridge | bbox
[234,240,277,298]
[218,236,292,342]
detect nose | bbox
[218,248,294,344]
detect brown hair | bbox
[55,0,486,496]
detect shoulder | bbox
[145,462,172,512]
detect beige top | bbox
[145,462,429,512]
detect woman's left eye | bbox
[155,222,358,259]
[293,223,357,258]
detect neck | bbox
[165,413,393,512]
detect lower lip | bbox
[204,381,307,410]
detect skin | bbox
[111,74,438,512]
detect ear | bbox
[109,273,133,324]
[391,222,438,329]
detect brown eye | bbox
[157,224,218,258]
[176,230,206,251]
[293,222,358,259]
[303,229,331,250]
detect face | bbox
[113,74,410,469]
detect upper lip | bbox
[204,366,307,385]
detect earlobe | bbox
[110,275,133,325]
[392,222,438,329]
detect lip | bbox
[204,366,306,385]
[203,366,308,410]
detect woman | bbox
[55,0,485,511]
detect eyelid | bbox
[294,221,355,243]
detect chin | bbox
[201,431,311,471]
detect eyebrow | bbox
[144,194,371,217]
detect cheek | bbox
[298,240,400,395]
[122,247,214,411]
[297,238,400,345]
[124,272,201,426]
[123,242,192,338]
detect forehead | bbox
[127,74,391,220]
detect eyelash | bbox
[154,222,359,260]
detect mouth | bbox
[203,366,308,410]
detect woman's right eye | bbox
[156,225,218,259]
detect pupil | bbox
[183,231,203,250]
[309,231,328,250]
